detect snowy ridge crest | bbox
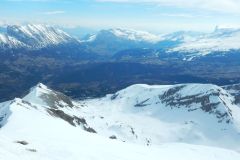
[23,83,74,108]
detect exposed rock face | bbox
[223,84,240,105]
[104,84,239,128]
[23,83,74,109]
[1,83,97,133]
[47,108,96,133]
[39,88,74,108]
[158,85,232,123]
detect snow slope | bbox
[0,83,240,160]
[81,84,240,149]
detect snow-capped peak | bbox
[83,28,162,43]
[5,24,76,48]
[108,28,162,43]
[23,83,53,106]
[23,83,73,108]
[35,83,48,90]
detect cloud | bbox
[96,0,240,13]
[7,0,54,1]
[41,10,65,15]
[158,13,194,18]
[158,13,212,19]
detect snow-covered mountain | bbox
[1,24,240,61]
[0,33,26,49]
[82,83,240,149]
[0,83,240,159]
[82,28,201,44]
[0,24,78,50]
[81,27,240,60]
[80,28,162,56]
[82,28,162,43]
[171,26,240,56]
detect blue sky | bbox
[1,0,240,33]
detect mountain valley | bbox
[1,24,240,102]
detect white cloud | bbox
[42,10,65,15]
[96,0,240,13]
[7,0,54,1]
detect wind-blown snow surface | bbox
[0,83,240,160]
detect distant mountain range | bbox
[0,24,240,103]
[1,24,240,61]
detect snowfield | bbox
[81,84,240,149]
[0,83,240,160]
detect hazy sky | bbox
[1,0,240,32]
